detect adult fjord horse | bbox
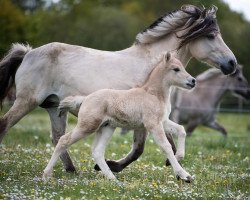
[0,5,236,173]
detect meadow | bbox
[0,108,249,199]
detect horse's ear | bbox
[181,5,198,14]
[165,52,171,62]
[207,5,218,18]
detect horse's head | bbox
[163,52,196,90]
[229,65,250,100]
[179,5,237,75]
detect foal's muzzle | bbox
[186,77,196,88]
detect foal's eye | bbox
[173,68,180,72]
[206,34,215,40]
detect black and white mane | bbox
[135,5,219,48]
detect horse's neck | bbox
[143,34,191,67]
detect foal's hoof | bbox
[94,160,124,173]
[176,175,194,183]
[166,159,171,166]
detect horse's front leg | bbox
[46,107,76,172]
[94,128,147,172]
[163,120,187,163]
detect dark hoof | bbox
[94,160,124,173]
[176,175,193,183]
[66,166,77,173]
[166,159,171,166]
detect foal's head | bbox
[162,52,196,90]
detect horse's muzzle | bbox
[220,59,237,75]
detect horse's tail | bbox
[58,96,86,117]
[0,43,32,107]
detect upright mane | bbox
[135,5,219,49]
[196,68,222,82]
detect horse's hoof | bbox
[94,160,124,173]
[94,164,101,171]
[176,175,194,183]
[66,166,77,173]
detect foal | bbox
[43,52,196,182]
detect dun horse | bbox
[171,65,250,136]
[0,5,236,173]
[43,52,196,182]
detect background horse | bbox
[0,5,236,173]
[171,65,250,136]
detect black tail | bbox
[0,43,32,108]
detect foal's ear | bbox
[165,52,172,62]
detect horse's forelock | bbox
[178,6,219,49]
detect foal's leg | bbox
[94,128,147,172]
[0,97,37,142]
[43,127,85,180]
[46,107,76,172]
[165,133,177,166]
[163,120,187,162]
[92,126,116,180]
[148,123,193,182]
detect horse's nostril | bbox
[228,59,236,68]
[192,78,196,84]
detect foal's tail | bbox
[0,43,32,107]
[58,96,86,117]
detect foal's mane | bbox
[196,68,222,82]
[135,5,219,49]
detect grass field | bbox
[0,108,249,199]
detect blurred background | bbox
[1,0,250,112]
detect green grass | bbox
[0,108,249,199]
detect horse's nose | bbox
[220,59,237,75]
[229,59,236,69]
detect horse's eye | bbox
[238,77,242,82]
[206,34,215,40]
[173,68,180,72]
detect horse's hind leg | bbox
[46,107,76,172]
[0,97,37,143]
